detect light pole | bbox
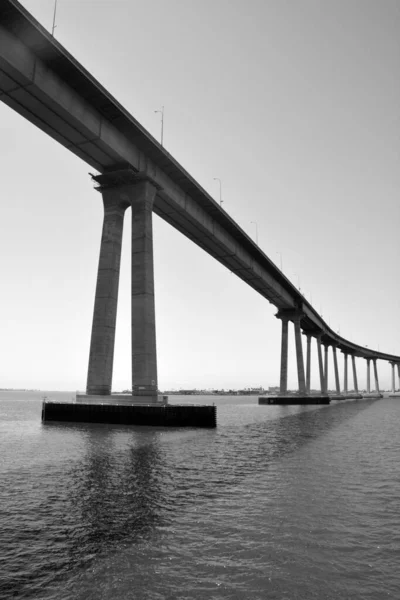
[51,0,58,36]
[250,221,258,244]
[154,106,164,146]
[213,178,223,206]
[276,252,283,271]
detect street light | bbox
[51,0,58,36]
[213,178,223,206]
[275,252,283,271]
[293,273,301,292]
[154,106,164,146]
[250,221,258,244]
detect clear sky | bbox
[0,0,399,392]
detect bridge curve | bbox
[1,0,399,397]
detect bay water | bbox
[0,391,399,599]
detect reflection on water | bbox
[71,430,166,551]
[0,393,399,599]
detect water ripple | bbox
[0,393,399,599]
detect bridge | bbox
[1,0,399,404]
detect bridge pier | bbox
[391,362,395,393]
[279,316,289,395]
[362,357,382,399]
[294,315,306,394]
[80,171,164,405]
[331,345,345,399]
[324,344,329,394]
[259,312,329,405]
[348,354,362,398]
[317,334,325,394]
[306,334,312,394]
[86,185,130,395]
[130,180,159,399]
[372,359,382,397]
[343,352,348,395]
[389,362,400,396]
[351,355,358,393]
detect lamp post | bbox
[154,106,164,146]
[51,0,58,36]
[213,178,223,206]
[250,221,258,244]
[276,252,283,271]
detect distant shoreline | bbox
[0,388,41,392]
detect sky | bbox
[0,0,399,392]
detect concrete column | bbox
[390,362,395,393]
[343,353,348,394]
[317,335,325,394]
[294,317,306,394]
[324,344,329,393]
[373,358,380,393]
[366,358,371,393]
[351,355,359,393]
[306,334,312,394]
[332,346,341,394]
[131,181,158,397]
[398,364,400,390]
[279,317,289,395]
[86,189,130,395]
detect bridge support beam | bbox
[86,187,130,395]
[130,180,158,397]
[351,355,362,398]
[366,358,371,394]
[332,346,343,398]
[391,362,396,393]
[351,355,357,391]
[279,316,289,395]
[363,357,381,398]
[305,334,312,394]
[373,359,380,394]
[294,316,306,394]
[317,335,325,394]
[389,361,400,396]
[343,353,348,394]
[324,344,329,394]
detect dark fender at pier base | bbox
[259,396,330,405]
[42,402,217,428]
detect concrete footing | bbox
[258,395,330,405]
[329,394,346,401]
[362,392,383,399]
[343,393,363,399]
[42,401,216,428]
[388,393,400,397]
[76,393,168,405]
